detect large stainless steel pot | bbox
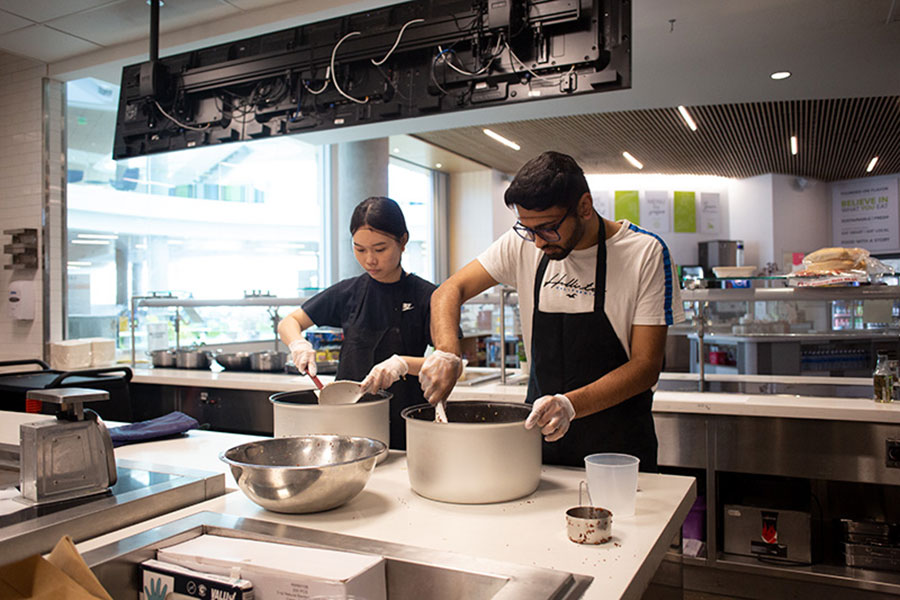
[270,390,390,463]
[175,348,211,369]
[250,350,287,372]
[402,401,541,504]
[149,349,176,368]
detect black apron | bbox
[335,273,426,450]
[525,235,658,471]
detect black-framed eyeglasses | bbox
[512,205,574,242]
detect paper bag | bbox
[0,536,113,600]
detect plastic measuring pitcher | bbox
[584,453,640,517]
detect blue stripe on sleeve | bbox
[627,223,675,325]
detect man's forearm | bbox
[566,357,661,418]
[430,284,464,355]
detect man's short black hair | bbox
[504,151,590,211]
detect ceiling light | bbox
[770,71,791,80]
[67,261,91,267]
[676,106,697,131]
[393,147,400,153]
[435,163,442,168]
[866,156,879,172]
[622,151,644,170]
[790,136,798,155]
[483,129,521,151]
[71,239,111,246]
[77,233,118,240]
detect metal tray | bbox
[84,511,592,599]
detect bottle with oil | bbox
[873,353,894,403]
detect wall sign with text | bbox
[832,177,900,252]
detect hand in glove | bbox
[289,338,317,376]
[419,350,462,405]
[360,354,409,395]
[525,394,575,442]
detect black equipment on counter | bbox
[0,359,134,422]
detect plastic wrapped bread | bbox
[49,339,92,370]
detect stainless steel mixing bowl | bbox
[219,435,387,513]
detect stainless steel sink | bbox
[84,511,592,599]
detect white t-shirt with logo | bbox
[477,219,685,362]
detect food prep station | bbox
[1,408,695,599]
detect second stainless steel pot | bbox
[402,401,541,504]
[149,349,176,368]
[175,348,211,369]
[250,350,287,372]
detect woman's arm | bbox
[277,307,315,346]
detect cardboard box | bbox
[141,559,254,600]
[157,535,385,600]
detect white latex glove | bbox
[419,350,462,406]
[360,354,408,395]
[289,338,317,376]
[525,394,575,442]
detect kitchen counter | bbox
[130,366,334,392]
[0,413,697,600]
[128,366,900,423]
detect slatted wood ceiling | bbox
[415,96,900,181]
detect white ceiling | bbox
[2,0,899,171]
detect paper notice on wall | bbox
[641,191,670,232]
[673,191,697,233]
[615,190,640,225]
[832,177,899,252]
[699,193,721,234]
[591,189,613,220]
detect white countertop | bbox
[127,367,900,423]
[63,425,695,600]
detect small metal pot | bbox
[214,351,252,371]
[250,350,287,372]
[149,349,176,368]
[175,348,211,369]
[566,506,613,544]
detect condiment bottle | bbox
[873,353,894,403]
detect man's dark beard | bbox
[542,216,585,260]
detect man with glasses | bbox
[419,151,683,469]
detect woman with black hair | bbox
[278,196,436,450]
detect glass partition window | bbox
[388,158,435,283]
[66,77,324,351]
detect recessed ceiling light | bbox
[435,163,442,168]
[622,151,644,170]
[790,136,798,155]
[866,156,879,172]
[770,71,791,80]
[483,128,521,151]
[67,261,91,267]
[392,147,400,153]
[676,105,698,131]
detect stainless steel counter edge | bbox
[0,459,225,564]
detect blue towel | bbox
[108,411,199,447]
